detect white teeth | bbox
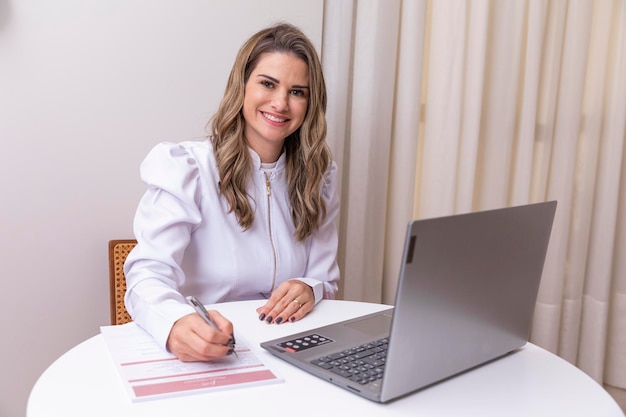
[263,112,287,123]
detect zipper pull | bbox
[265,176,271,196]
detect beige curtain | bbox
[322,0,626,389]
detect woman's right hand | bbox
[166,311,235,362]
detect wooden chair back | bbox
[108,239,137,325]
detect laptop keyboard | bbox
[310,338,389,386]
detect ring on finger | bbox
[292,298,303,309]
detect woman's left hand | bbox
[256,280,314,324]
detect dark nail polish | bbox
[230,334,236,345]
[259,313,266,321]
[266,316,273,323]
[275,317,283,324]
[227,337,235,346]
[227,348,234,355]
[290,317,296,322]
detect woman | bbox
[124,23,340,362]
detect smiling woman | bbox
[242,52,309,163]
[123,23,340,363]
[211,23,330,240]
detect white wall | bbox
[0,1,323,415]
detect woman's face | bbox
[243,52,309,163]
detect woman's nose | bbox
[271,91,289,112]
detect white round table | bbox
[28,299,625,417]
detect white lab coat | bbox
[124,140,340,350]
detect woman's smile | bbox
[261,111,290,124]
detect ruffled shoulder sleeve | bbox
[139,141,206,207]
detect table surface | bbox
[28,299,624,417]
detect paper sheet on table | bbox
[100,322,283,402]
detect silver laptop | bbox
[260,201,557,403]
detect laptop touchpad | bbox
[344,313,392,337]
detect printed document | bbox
[100,322,282,402]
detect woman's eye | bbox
[290,89,305,97]
[261,80,274,88]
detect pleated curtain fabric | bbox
[322,0,626,389]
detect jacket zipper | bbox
[265,172,278,292]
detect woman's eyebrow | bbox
[257,74,309,89]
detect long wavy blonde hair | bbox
[210,23,331,241]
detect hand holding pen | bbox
[186,296,237,357]
[165,297,237,362]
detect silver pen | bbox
[186,296,237,357]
